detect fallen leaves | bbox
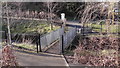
[72,37,119,67]
[2,45,18,67]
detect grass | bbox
[84,21,120,34]
[84,21,119,37]
[86,22,120,37]
[10,20,60,34]
[2,20,61,53]
[87,34,120,38]
[1,42,36,50]
[13,43,37,50]
[99,49,117,57]
[91,24,118,33]
[1,42,38,53]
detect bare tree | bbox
[77,2,115,35]
[44,2,60,30]
[106,2,115,34]
[6,2,12,44]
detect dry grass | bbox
[71,37,119,67]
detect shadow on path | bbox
[15,49,62,58]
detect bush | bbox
[2,45,18,66]
[73,37,119,67]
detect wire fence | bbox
[40,27,64,49]
[63,28,77,49]
[40,27,77,50]
[2,27,77,53]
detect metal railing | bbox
[40,27,77,51]
[63,28,77,49]
[40,27,64,50]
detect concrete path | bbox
[15,50,68,66]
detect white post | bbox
[61,13,65,21]
[61,13,66,27]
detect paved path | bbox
[15,50,68,66]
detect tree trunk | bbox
[6,2,12,44]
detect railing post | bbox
[36,35,39,53]
[39,34,42,52]
[61,35,64,54]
